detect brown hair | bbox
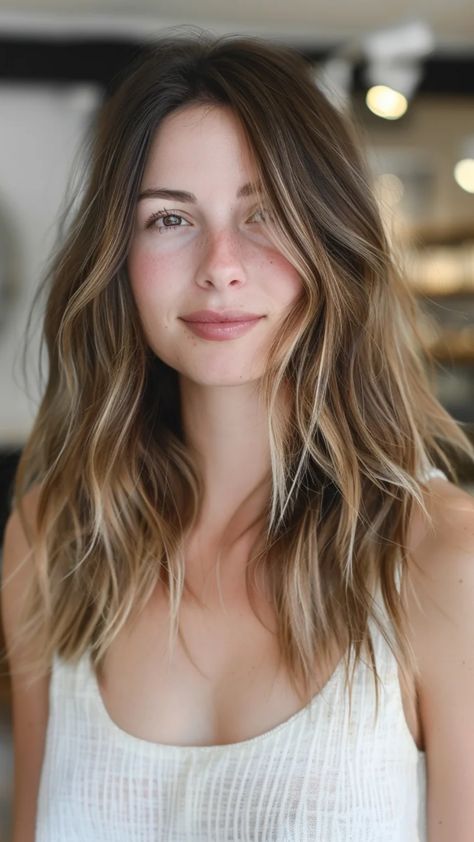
[4,28,474,717]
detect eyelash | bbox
[145,208,185,233]
[145,206,271,233]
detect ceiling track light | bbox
[365,85,408,120]
[362,19,435,119]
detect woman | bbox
[2,30,474,842]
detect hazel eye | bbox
[251,207,274,224]
[146,209,191,233]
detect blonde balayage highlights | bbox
[4,31,474,718]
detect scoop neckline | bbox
[83,648,346,755]
[54,468,446,757]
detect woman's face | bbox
[127,103,304,386]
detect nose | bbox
[194,226,247,290]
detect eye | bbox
[250,207,274,224]
[145,209,191,233]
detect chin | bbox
[182,367,263,387]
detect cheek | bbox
[127,246,177,311]
[126,250,170,354]
[126,252,172,353]
[128,248,159,295]
[266,250,304,302]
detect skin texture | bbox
[404,479,474,841]
[125,102,474,839]
[128,103,303,387]
[127,103,303,563]
[3,102,474,842]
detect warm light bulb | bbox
[366,85,408,119]
[454,158,474,193]
[374,173,405,206]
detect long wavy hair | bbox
[4,29,474,715]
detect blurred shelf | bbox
[402,221,474,247]
[429,350,474,362]
[415,288,474,299]
[400,220,474,297]
[425,330,474,361]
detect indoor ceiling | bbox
[0,0,473,52]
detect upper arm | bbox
[407,480,474,842]
[1,488,51,842]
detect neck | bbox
[180,376,273,535]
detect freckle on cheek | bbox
[131,252,167,291]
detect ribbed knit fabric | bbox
[35,466,448,841]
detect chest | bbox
[42,640,427,842]
[95,580,423,752]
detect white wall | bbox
[0,82,101,446]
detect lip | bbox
[180,309,263,323]
[180,317,264,342]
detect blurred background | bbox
[0,2,473,837]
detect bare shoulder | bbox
[405,475,474,644]
[406,476,474,592]
[405,477,474,839]
[1,482,52,842]
[3,482,42,549]
[1,483,43,629]
[2,482,43,611]
[1,480,50,842]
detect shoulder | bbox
[405,476,474,654]
[405,477,474,835]
[1,483,45,663]
[1,484,52,839]
[406,476,474,602]
[2,483,43,581]
[3,482,42,541]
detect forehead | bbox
[142,103,257,185]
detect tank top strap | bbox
[391,464,448,590]
[418,464,449,483]
[50,648,96,701]
[367,596,399,683]
[369,463,448,675]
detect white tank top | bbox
[34,466,448,842]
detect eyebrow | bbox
[137,181,262,203]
